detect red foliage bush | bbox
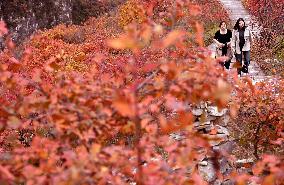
[0,1,283,184]
[243,0,284,75]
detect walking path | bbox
[209,0,268,84]
[219,0,268,84]
[198,0,274,183]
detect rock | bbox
[235,158,254,168]
[194,121,213,133]
[236,158,254,164]
[192,108,203,116]
[0,0,124,45]
[198,159,217,182]
[209,140,223,147]
[0,0,73,45]
[219,157,233,176]
[213,141,236,154]
[194,121,212,128]
[222,179,235,185]
[216,125,230,136]
[206,115,218,121]
[206,134,228,146]
[218,114,231,127]
[199,102,208,109]
[169,132,185,141]
[237,167,253,174]
[198,161,208,166]
[213,179,222,185]
[207,106,227,117]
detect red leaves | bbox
[188,4,201,16]
[107,34,138,51]
[161,30,186,48]
[1,1,283,184]
[0,165,15,181]
[160,112,193,134]
[214,79,231,108]
[7,116,21,129]
[8,57,22,72]
[113,93,136,117]
[193,22,204,47]
[107,23,153,53]
[242,77,255,94]
[0,21,8,37]
[271,137,284,145]
[244,0,283,75]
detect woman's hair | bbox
[234,18,246,30]
[219,21,227,28]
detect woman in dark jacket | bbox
[213,21,232,69]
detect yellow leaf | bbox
[90,144,101,158]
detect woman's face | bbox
[220,22,227,30]
[239,20,244,28]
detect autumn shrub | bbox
[40,24,86,44]
[118,0,147,28]
[242,0,284,76]
[194,0,230,46]
[0,2,235,183]
[117,0,229,46]
[230,77,284,184]
[0,40,228,185]
[232,78,284,159]
[1,1,283,184]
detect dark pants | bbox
[235,51,250,73]
[219,45,231,69]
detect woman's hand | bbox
[217,43,224,48]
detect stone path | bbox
[200,0,276,183]
[218,0,269,84]
[209,0,268,84]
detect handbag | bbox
[216,44,233,61]
[215,46,223,58]
[226,46,233,60]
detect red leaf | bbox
[0,165,15,180]
[113,95,135,117]
[107,35,137,51]
[188,4,201,16]
[7,116,21,129]
[162,30,185,48]
[0,21,8,36]
[194,22,204,46]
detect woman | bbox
[232,18,253,75]
[213,21,232,69]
